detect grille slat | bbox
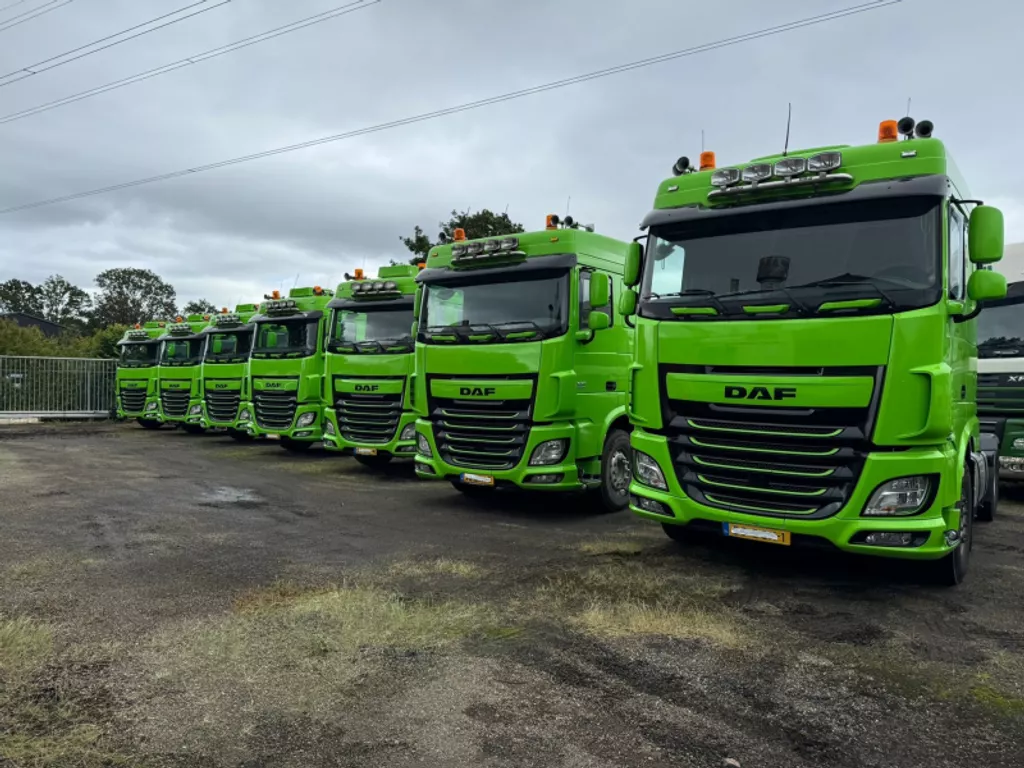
[335,383,403,444]
[661,366,876,519]
[429,384,533,471]
[205,388,241,423]
[254,389,297,429]
[120,388,147,414]
[978,373,1024,416]
[160,389,190,417]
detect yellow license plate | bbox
[724,523,791,546]
[355,447,378,456]
[461,473,495,487]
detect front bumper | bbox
[120,396,164,422]
[999,455,1024,481]
[244,403,324,442]
[413,419,584,490]
[629,429,960,561]
[322,408,418,458]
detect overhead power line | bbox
[0,0,902,216]
[0,0,380,125]
[0,0,73,34]
[0,0,231,88]
[0,0,34,14]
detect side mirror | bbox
[969,205,1004,264]
[410,321,418,337]
[624,242,642,287]
[588,312,610,332]
[590,272,610,309]
[968,269,1007,303]
[413,286,422,318]
[618,288,638,316]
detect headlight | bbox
[324,420,335,436]
[417,432,432,457]
[529,439,568,466]
[807,151,842,172]
[710,168,741,187]
[297,412,317,427]
[1013,438,1024,451]
[400,423,417,441]
[189,405,202,415]
[634,450,668,491]
[862,476,931,517]
[146,402,158,411]
[238,409,251,421]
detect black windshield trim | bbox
[116,338,161,348]
[417,253,576,285]
[327,297,414,311]
[199,322,256,335]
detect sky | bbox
[1,0,1023,308]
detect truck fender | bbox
[600,405,631,443]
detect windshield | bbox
[251,317,318,358]
[159,338,203,366]
[420,273,568,342]
[329,306,412,353]
[978,296,1024,358]
[205,330,253,363]
[642,196,942,319]
[119,342,159,368]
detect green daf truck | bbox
[621,117,1005,584]
[198,304,259,439]
[978,279,1024,481]
[239,286,334,451]
[115,320,167,428]
[413,219,634,512]
[157,314,212,433]
[322,265,420,466]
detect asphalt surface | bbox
[1,422,1023,767]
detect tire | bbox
[596,429,632,513]
[662,523,688,544]
[227,428,253,442]
[976,462,998,522]
[355,453,393,468]
[182,424,205,435]
[136,419,162,430]
[931,466,973,586]
[279,436,312,453]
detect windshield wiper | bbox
[649,289,730,315]
[712,285,814,315]
[784,273,897,309]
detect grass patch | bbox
[578,539,645,557]
[388,558,486,579]
[970,684,1024,714]
[572,601,746,647]
[0,616,52,671]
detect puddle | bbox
[198,486,264,507]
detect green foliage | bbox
[92,268,177,328]
[400,208,525,264]
[183,298,217,315]
[0,320,127,359]
[0,279,43,316]
[37,275,92,331]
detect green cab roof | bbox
[425,227,630,272]
[334,264,420,300]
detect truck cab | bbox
[240,286,334,451]
[322,265,420,466]
[978,279,1024,479]
[156,314,210,433]
[413,219,634,511]
[198,303,259,439]
[622,118,1006,584]
[115,320,167,428]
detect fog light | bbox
[400,423,417,441]
[944,529,961,546]
[294,430,312,438]
[397,444,416,454]
[297,412,317,427]
[633,450,668,491]
[526,473,563,484]
[417,433,432,457]
[189,405,202,415]
[530,439,568,466]
[864,532,914,547]
[630,493,671,516]
[146,402,158,411]
[1013,438,1024,451]
[415,457,435,474]
[238,409,251,421]
[1000,456,1024,472]
[324,420,336,436]
[862,476,931,516]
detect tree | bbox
[0,279,43,316]
[91,268,177,328]
[182,298,218,316]
[37,274,92,330]
[400,208,525,264]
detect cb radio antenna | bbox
[783,103,792,157]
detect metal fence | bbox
[0,356,117,420]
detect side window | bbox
[578,271,613,328]
[948,205,965,300]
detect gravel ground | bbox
[1,423,1023,767]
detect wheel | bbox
[227,428,254,442]
[662,523,688,544]
[931,466,973,586]
[355,453,393,468]
[596,429,632,513]
[279,436,312,452]
[182,424,205,435]
[136,419,162,430]
[450,481,494,498]
[976,462,998,522]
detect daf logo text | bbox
[460,386,496,397]
[724,385,797,401]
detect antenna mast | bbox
[783,103,792,157]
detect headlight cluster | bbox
[296,412,317,427]
[711,151,842,188]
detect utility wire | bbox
[0,0,34,15]
[0,0,231,87]
[0,0,379,125]
[0,0,71,33]
[0,0,902,216]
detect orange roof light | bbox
[453,228,467,242]
[313,285,323,295]
[175,315,184,322]
[221,307,228,313]
[545,214,559,230]
[354,268,364,280]
[878,119,899,143]
[699,151,716,171]
[418,262,426,270]
[203,314,210,321]
[272,289,281,299]
[134,323,141,329]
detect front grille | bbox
[254,390,297,429]
[205,388,241,423]
[661,365,879,519]
[429,384,533,470]
[978,373,1024,417]
[336,387,403,444]
[160,389,190,417]
[120,388,146,413]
